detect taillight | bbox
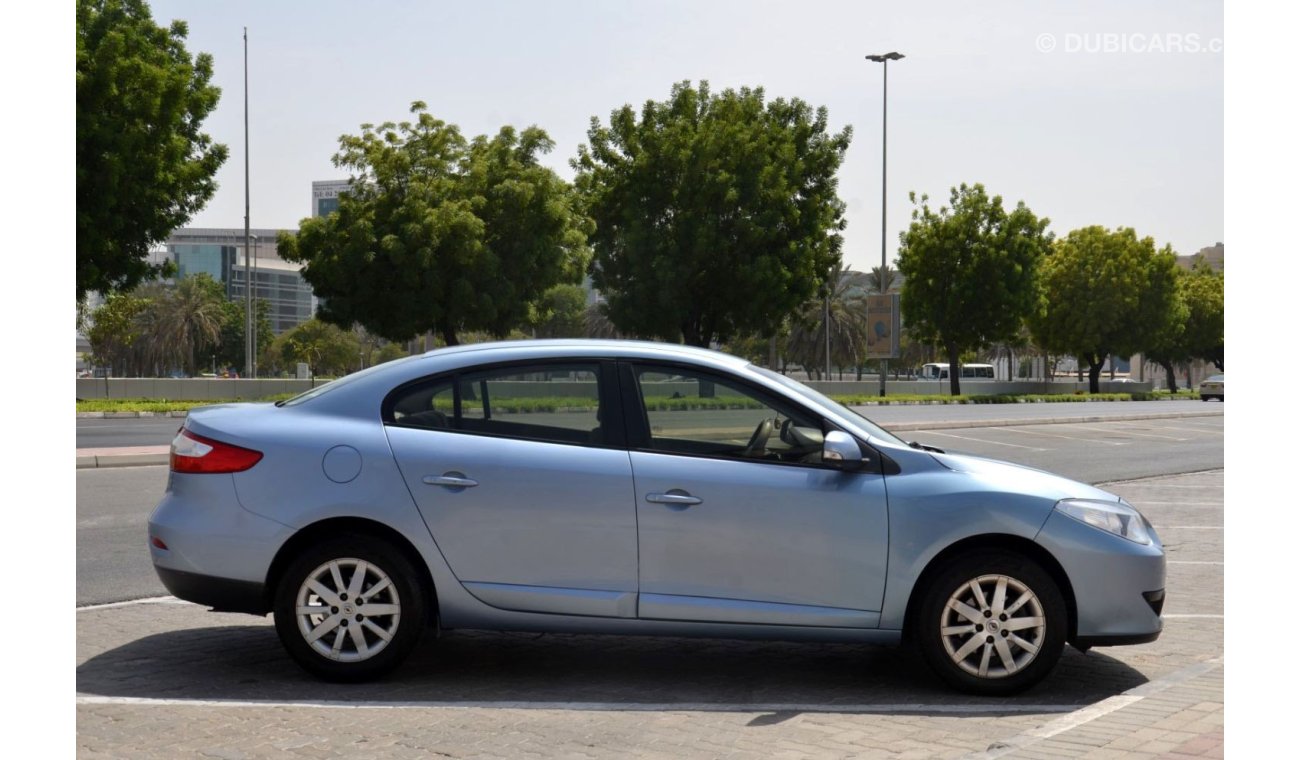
[170,428,263,474]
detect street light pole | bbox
[242,26,252,380]
[865,51,904,398]
[251,234,258,378]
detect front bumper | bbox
[1035,511,1165,645]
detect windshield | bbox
[749,365,905,445]
[278,355,422,407]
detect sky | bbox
[150,0,1224,272]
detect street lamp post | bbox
[242,26,252,380]
[865,51,903,398]
[251,234,259,378]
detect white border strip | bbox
[77,596,186,612]
[73,693,1079,714]
[968,658,1223,759]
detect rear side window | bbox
[386,362,610,447]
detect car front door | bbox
[623,362,889,628]
[385,360,638,618]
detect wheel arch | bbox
[901,533,1076,642]
[264,516,439,626]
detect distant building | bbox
[1178,241,1223,272]
[312,179,351,218]
[165,228,314,334]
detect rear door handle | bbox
[423,473,479,488]
[646,490,702,506]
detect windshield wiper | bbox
[908,440,945,454]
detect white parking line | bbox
[1057,424,1186,441]
[1111,484,1223,490]
[1122,423,1223,436]
[1168,561,1224,565]
[1160,526,1223,530]
[1000,426,1127,446]
[914,431,1048,451]
[1163,614,1224,619]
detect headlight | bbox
[1055,498,1152,544]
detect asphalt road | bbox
[76,399,1220,448]
[76,416,1222,607]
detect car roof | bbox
[292,339,753,415]
[418,339,751,367]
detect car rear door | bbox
[385,360,638,618]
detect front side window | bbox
[631,365,826,464]
[387,362,607,446]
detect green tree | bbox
[275,319,362,383]
[145,274,226,376]
[574,80,851,347]
[1030,227,1180,393]
[87,290,152,376]
[784,266,870,380]
[279,103,589,346]
[1145,263,1224,389]
[897,184,1052,394]
[866,263,899,294]
[214,298,273,374]
[77,0,227,301]
[530,284,588,338]
[1182,263,1224,371]
[462,128,592,337]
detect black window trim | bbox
[382,357,627,450]
[618,359,883,474]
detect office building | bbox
[165,228,314,334]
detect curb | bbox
[76,410,1222,469]
[77,453,170,469]
[881,410,1224,433]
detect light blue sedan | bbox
[149,340,1164,694]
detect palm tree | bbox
[866,263,899,294]
[146,275,226,376]
[785,265,870,380]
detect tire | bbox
[273,535,426,682]
[916,550,1067,695]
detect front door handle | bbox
[645,490,702,506]
[423,473,479,489]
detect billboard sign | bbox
[865,293,900,359]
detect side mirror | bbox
[822,430,864,470]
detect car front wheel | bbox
[916,550,1066,695]
[273,535,425,682]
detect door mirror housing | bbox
[822,430,864,470]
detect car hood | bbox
[927,450,1120,503]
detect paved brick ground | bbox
[76,470,1223,758]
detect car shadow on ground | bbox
[77,624,1150,715]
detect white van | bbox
[919,363,995,380]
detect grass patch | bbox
[77,394,294,413]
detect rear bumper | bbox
[148,471,293,613]
[155,566,268,614]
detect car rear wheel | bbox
[273,535,425,682]
[916,550,1066,695]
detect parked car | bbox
[149,340,1164,695]
[1199,374,1224,402]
